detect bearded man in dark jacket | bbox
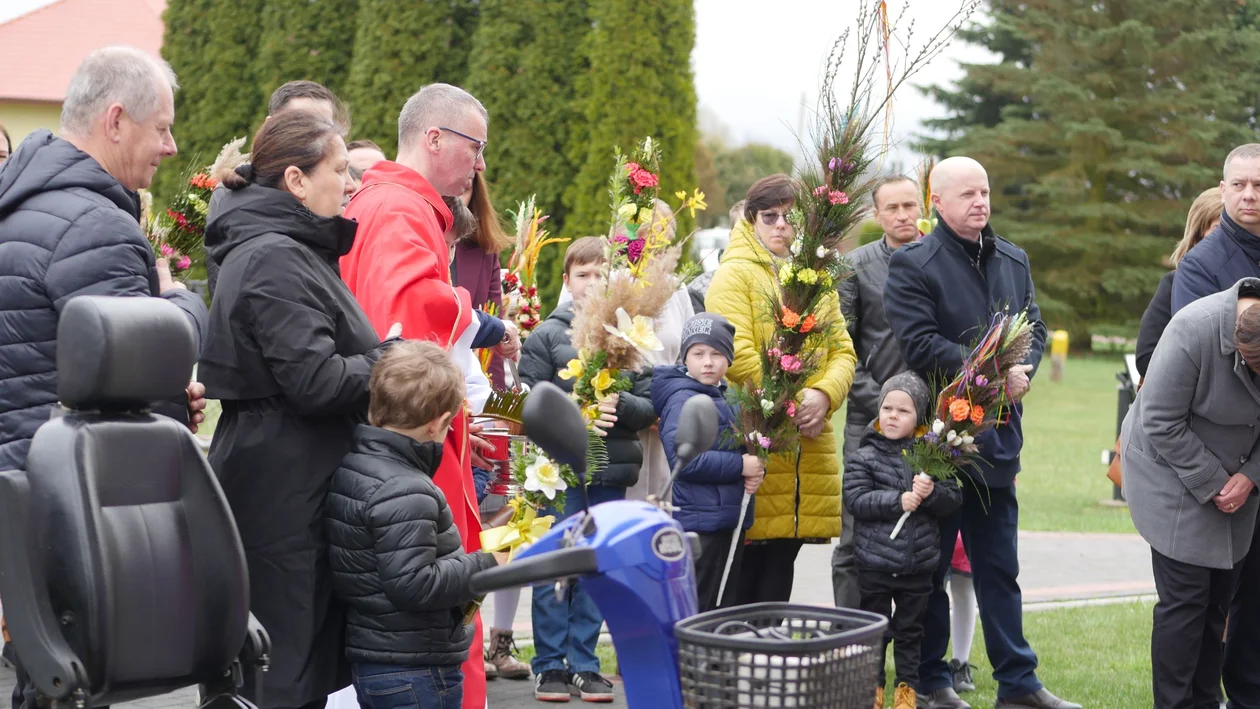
[0,46,207,474]
[883,157,1075,709]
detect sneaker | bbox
[948,659,975,693]
[535,670,571,702]
[569,671,615,703]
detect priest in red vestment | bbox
[340,83,498,709]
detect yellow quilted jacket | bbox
[705,220,856,541]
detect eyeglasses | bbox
[759,211,790,226]
[439,126,487,159]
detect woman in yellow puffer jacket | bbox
[705,174,857,604]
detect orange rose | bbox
[801,314,816,333]
[970,404,985,425]
[948,398,971,422]
[781,307,801,329]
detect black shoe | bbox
[994,688,1082,709]
[535,670,571,702]
[923,687,971,709]
[569,671,615,703]
[949,659,976,693]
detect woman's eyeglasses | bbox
[759,211,790,226]
[439,126,487,159]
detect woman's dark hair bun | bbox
[235,163,255,182]
[221,162,255,191]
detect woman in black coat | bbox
[1135,187,1222,378]
[199,112,398,709]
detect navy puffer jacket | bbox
[651,365,753,534]
[0,130,207,471]
[843,423,962,575]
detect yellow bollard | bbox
[1050,330,1069,382]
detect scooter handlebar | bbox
[470,546,599,595]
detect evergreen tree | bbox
[344,0,479,155]
[564,0,699,240]
[158,0,265,198]
[919,0,1260,339]
[465,0,590,307]
[712,141,796,210]
[255,0,359,116]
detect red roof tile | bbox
[0,0,167,102]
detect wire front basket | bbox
[674,603,888,708]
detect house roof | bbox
[0,0,167,103]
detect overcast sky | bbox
[1,0,995,163]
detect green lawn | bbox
[836,355,1136,534]
[874,600,1154,706]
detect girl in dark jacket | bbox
[844,372,962,709]
[199,111,399,709]
[651,313,763,612]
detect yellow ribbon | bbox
[479,500,556,562]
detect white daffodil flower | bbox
[524,455,568,501]
[604,307,664,356]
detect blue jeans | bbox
[530,483,625,674]
[352,663,463,709]
[919,483,1042,699]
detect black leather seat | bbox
[0,296,270,709]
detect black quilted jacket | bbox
[843,423,963,575]
[325,424,498,666]
[0,130,207,471]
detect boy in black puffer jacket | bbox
[844,372,962,709]
[517,237,657,703]
[326,341,508,709]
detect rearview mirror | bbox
[523,382,588,481]
[674,394,719,469]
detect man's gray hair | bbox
[397,83,488,151]
[1225,144,1260,177]
[60,46,178,135]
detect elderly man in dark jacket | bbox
[884,157,1073,709]
[0,45,208,709]
[832,175,922,610]
[1169,143,1260,709]
[0,46,207,474]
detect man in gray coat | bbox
[832,175,922,607]
[1121,277,1260,708]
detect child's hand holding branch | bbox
[593,393,619,437]
[901,491,922,513]
[741,454,765,494]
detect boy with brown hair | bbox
[518,237,657,703]
[325,340,508,709]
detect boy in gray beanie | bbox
[843,371,962,709]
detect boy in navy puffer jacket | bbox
[845,372,962,709]
[652,313,764,612]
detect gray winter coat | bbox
[1121,277,1260,569]
[840,237,906,429]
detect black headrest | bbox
[56,296,195,410]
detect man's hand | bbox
[741,454,765,494]
[157,258,186,293]
[901,491,922,513]
[912,475,934,499]
[1215,473,1255,514]
[593,393,619,438]
[1007,364,1033,401]
[794,388,830,439]
[186,381,207,434]
[468,421,496,470]
[495,320,521,361]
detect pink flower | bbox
[828,190,849,205]
[758,435,772,449]
[828,157,839,172]
[626,238,645,263]
[786,401,797,417]
[160,243,174,256]
[766,347,782,359]
[779,354,803,373]
[177,255,191,271]
[813,185,828,198]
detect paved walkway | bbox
[0,530,1152,709]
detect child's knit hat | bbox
[680,313,736,364]
[879,371,932,426]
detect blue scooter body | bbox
[515,500,696,708]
